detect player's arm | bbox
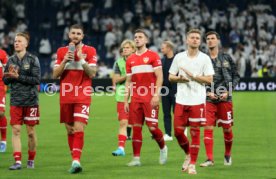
[192,75,213,85]
[124,75,131,112]
[168,55,189,83]
[229,56,240,88]
[78,47,97,79]
[220,55,240,101]
[154,67,163,96]
[114,74,126,84]
[113,63,126,84]
[53,51,74,79]
[1,51,7,73]
[3,60,14,85]
[81,62,97,79]
[52,61,66,79]
[151,67,163,108]
[180,67,213,85]
[169,73,189,83]
[124,57,132,112]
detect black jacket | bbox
[161,56,177,95]
[3,52,41,106]
[206,52,240,102]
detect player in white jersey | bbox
[169,29,214,174]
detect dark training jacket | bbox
[206,52,240,103]
[3,52,41,106]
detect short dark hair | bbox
[16,32,30,44]
[69,24,84,32]
[205,31,220,40]
[134,28,149,39]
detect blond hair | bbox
[186,28,202,37]
[16,32,30,44]
[120,39,136,51]
[162,40,175,51]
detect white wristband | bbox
[80,59,87,65]
[193,74,197,78]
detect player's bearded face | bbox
[68,28,84,45]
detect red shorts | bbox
[174,103,206,127]
[10,106,40,125]
[117,102,129,121]
[60,103,90,125]
[206,102,233,128]
[0,90,6,112]
[129,102,159,127]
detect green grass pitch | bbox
[0,92,275,178]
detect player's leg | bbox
[112,102,128,156]
[223,127,233,165]
[0,94,7,152]
[9,125,22,170]
[26,125,37,169]
[200,126,215,167]
[161,94,172,141]
[144,103,167,165]
[200,102,216,167]
[69,120,85,174]
[112,119,127,156]
[23,105,40,169]
[127,126,132,140]
[65,123,74,156]
[188,126,200,175]
[188,104,206,175]
[127,102,143,167]
[0,111,7,152]
[70,121,85,173]
[173,103,190,172]
[60,104,74,156]
[69,103,90,173]
[218,102,233,166]
[9,106,23,170]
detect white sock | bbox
[119,147,125,151]
[72,160,80,165]
[160,145,167,151]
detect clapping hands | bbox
[4,65,19,79]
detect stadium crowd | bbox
[0,0,276,78]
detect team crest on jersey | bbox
[23,63,30,70]
[223,60,230,67]
[143,57,149,63]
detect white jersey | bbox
[169,51,215,105]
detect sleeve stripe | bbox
[153,66,162,70]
